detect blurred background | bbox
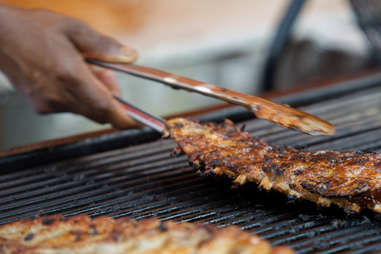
[0,0,376,149]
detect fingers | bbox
[89,67,142,128]
[58,16,140,128]
[0,6,141,129]
[70,61,139,129]
[88,65,142,128]
[66,20,138,63]
[90,65,121,96]
[108,99,142,129]
[27,44,139,129]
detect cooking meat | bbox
[168,118,381,213]
[0,215,293,254]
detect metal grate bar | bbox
[349,242,381,254]
[314,230,381,253]
[0,153,185,204]
[288,223,375,252]
[0,158,188,209]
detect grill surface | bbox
[2,75,381,253]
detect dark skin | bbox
[0,4,139,128]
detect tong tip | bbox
[253,104,335,136]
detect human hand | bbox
[0,4,139,128]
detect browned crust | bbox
[0,215,293,254]
[168,118,381,213]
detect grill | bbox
[2,73,381,253]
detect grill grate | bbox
[2,78,381,253]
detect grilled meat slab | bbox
[168,118,381,213]
[0,215,292,254]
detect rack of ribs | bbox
[168,118,381,213]
[0,215,292,254]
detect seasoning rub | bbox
[168,118,381,213]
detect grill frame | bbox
[2,71,381,253]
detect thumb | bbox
[67,21,138,63]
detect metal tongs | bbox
[87,58,335,136]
